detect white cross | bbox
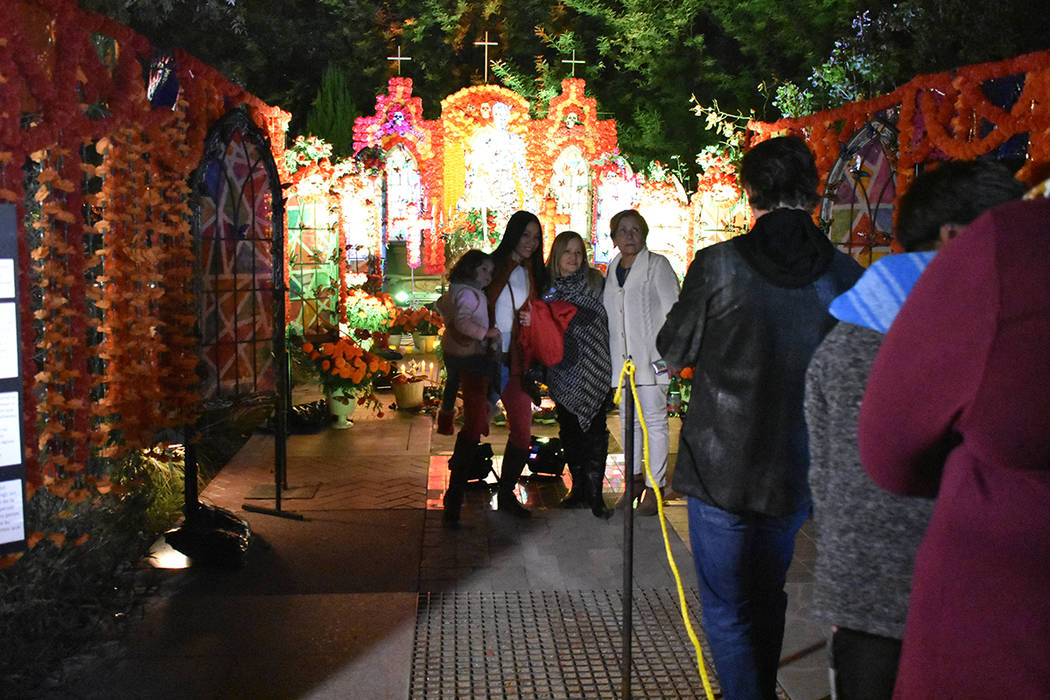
[562,49,585,77]
[474,31,498,83]
[387,46,412,75]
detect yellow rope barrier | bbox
[614,359,716,700]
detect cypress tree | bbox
[306,64,358,159]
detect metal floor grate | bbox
[409,588,721,699]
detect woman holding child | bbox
[486,211,548,518]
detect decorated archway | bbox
[190,108,289,515]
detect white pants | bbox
[618,383,669,488]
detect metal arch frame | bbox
[187,107,295,522]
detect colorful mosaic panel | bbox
[198,126,278,398]
[822,120,898,266]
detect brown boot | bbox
[636,486,663,517]
[615,473,644,510]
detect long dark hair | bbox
[492,210,547,290]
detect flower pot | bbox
[324,386,357,428]
[387,333,403,349]
[393,380,425,409]
[412,332,439,353]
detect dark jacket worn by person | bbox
[657,208,863,517]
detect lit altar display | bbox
[457,100,533,232]
[692,148,750,252]
[545,144,592,239]
[441,85,534,246]
[336,173,382,273]
[338,77,701,285]
[353,77,444,272]
[593,155,639,265]
[636,163,694,277]
[385,145,428,269]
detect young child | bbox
[434,249,501,435]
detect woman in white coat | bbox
[603,209,680,515]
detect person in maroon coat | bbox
[858,196,1050,698]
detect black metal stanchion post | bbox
[621,388,636,699]
[241,237,302,521]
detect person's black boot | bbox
[556,414,587,508]
[497,442,531,518]
[587,472,612,519]
[585,431,612,519]
[443,434,475,528]
[560,462,588,508]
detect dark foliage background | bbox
[81,0,1050,183]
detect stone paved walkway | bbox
[70,388,827,699]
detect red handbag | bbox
[520,299,577,367]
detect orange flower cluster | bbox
[89,108,199,459]
[391,306,444,335]
[302,337,390,396]
[696,152,743,202]
[29,146,92,481]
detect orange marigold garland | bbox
[749,48,1050,203]
[92,126,163,454]
[152,98,200,431]
[31,146,92,482]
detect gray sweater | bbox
[804,322,934,639]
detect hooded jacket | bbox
[657,209,862,516]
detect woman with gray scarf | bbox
[543,231,613,518]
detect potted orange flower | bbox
[403,306,444,352]
[301,336,391,427]
[387,307,415,349]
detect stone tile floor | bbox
[72,386,830,699]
